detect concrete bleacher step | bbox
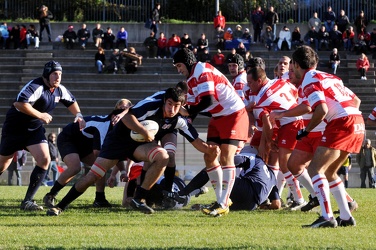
[348,79,376,84]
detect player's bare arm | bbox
[13,102,53,124]
[122,113,155,142]
[305,103,328,132]
[258,114,273,163]
[270,103,311,124]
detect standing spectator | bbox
[115,26,128,50]
[92,23,104,48]
[369,28,376,58]
[94,47,106,74]
[214,10,226,30]
[354,10,369,35]
[308,12,321,32]
[342,26,355,51]
[318,25,330,51]
[7,150,27,186]
[329,25,342,50]
[323,6,336,32]
[123,47,142,74]
[277,26,291,51]
[356,139,376,188]
[214,26,225,50]
[0,22,9,49]
[77,23,90,50]
[108,49,123,74]
[26,24,40,49]
[19,24,28,49]
[180,33,193,50]
[38,5,53,42]
[211,49,225,72]
[0,60,85,211]
[157,32,168,58]
[261,26,275,51]
[337,155,352,188]
[251,6,264,43]
[143,31,158,58]
[63,25,77,50]
[167,33,181,58]
[150,3,161,35]
[103,27,115,50]
[196,33,209,54]
[43,132,59,186]
[291,26,303,49]
[356,53,370,80]
[336,9,350,33]
[265,6,279,37]
[233,25,243,39]
[329,48,340,74]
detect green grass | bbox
[0,186,375,249]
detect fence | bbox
[0,0,375,24]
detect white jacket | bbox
[278,30,291,50]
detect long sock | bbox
[127,179,137,197]
[344,180,348,188]
[163,165,176,191]
[268,165,279,179]
[56,184,84,210]
[179,170,209,196]
[49,181,65,197]
[134,186,148,200]
[23,166,47,202]
[140,169,146,185]
[295,168,316,197]
[276,171,286,198]
[312,174,333,220]
[329,178,352,220]
[284,171,304,203]
[95,191,106,201]
[219,166,235,207]
[206,165,222,202]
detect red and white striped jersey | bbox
[301,70,361,122]
[231,70,248,103]
[369,107,376,121]
[187,62,245,117]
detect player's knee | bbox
[148,146,169,166]
[90,163,107,180]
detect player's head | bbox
[247,67,267,93]
[246,57,265,72]
[114,98,132,110]
[291,45,318,70]
[42,61,62,88]
[173,48,197,76]
[163,87,186,118]
[176,81,188,94]
[227,54,245,76]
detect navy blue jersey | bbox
[3,77,76,133]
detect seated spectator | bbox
[242,28,252,42]
[236,41,247,58]
[354,35,368,55]
[8,24,20,49]
[233,25,243,39]
[318,25,330,51]
[304,26,319,51]
[77,23,90,50]
[214,26,225,50]
[94,47,106,73]
[277,26,291,51]
[198,47,211,63]
[157,32,168,59]
[261,25,275,51]
[143,31,158,58]
[369,28,376,58]
[180,33,193,50]
[0,22,9,49]
[342,26,355,51]
[224,27,233,41]
[197,33,209,54]
[92,23,104,48]
[291,26,303,49]
[108,48,123,74]
[244,51,253,66]
[19,24,27,49]
[357,26,371,45]
[211,49,225,72]
[63,25,77,49]
[26,24,39,49]
[329,48,340,74]
[192,47,199,61]
[356,53,370,80]
[167,33,180,58]
[123,47,143,74]
[329,25,342,50]
[115,26,128,50]
[103,27,115,50]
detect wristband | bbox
[120,170,127,175]
[75,112,83,118]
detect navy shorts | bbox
[337,166,349,176]
[57,131,94,160]
[230,178,258,211]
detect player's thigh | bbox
[288,149,312,173]
[27,143,50,168]
[133,142,168,163]
[308,146,342,175]
[219,143,238,166]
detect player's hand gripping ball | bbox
[130,120,159,142]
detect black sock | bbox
[345,180,348,188]
[163,166,176,191]
[127,179,137,197]
[49,181,65,197]
[56,184,84,210]
[140,169,146,184]
[95,191,106,201]
[134,186,148,200]
[179,169,209,196]
[23,166,47,202]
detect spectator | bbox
[277,26,291,51]
[211,49,225,72]
[357,27,371,49]
[143,31,158,58]
[115,26,128,50]
[329,48,340,74]
[103,27,115,50]
[8,25,20,49]
[242,28,252,41]
[354,10,368,35]
[236,41,247,58]
[180,33,193,50]
[265,6,279,37]
[43,133,59,186]
[342,26,355,51]
[354,34,368,55]
[94,47,106,73]
[243,51,253,66]
[336,9,350,33]
[123,47,143,74]
[304,26,319,51]
[308,12,321,32]
[356,139,376,188]
[19,24,27,49]
[356,53,370,80]
[77,23,90,50]
[7,150,27,186]
[198,47,211,63]
[291,26,303,49]
[329,25,342,50]
[251,6,264,43]
[38,5,53,42]
[167,33,181,58]
[63,25,77,49]
[0,22,9,49]
[157,32,168,58]
[150,3,161,35]
[92,23,104,48]
[261,25,275,51]
[223,27,233,41]
[108,49,123,74]
[337,155,352,188]
[214,10,226,30]
[26,24,40,49]
[323,6,336,32]
[214,26,225,50]
[233,25,243,39]
[318,25,330,51]
[192,47,199,61]
[369,28,376,58]
[196,33,209,54]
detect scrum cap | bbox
[43,61,62,79]
[227,54,244,71]
[173,48,197,73]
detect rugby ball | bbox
[130,120,159,142]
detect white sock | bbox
[330,178,352,220]
[276,171,285,198]
[284,171,304,203]
[295,168,316,198]
[312,174,333,220]
[206,165,223,202]
[219,166,235,207]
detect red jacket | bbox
[20,27,27,42]
[356,57,370,71]
[214,15,226,29]
[167,36,181,48]
[157,37,167,48]
[212,53,225,65]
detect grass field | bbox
[0,185,375,250]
